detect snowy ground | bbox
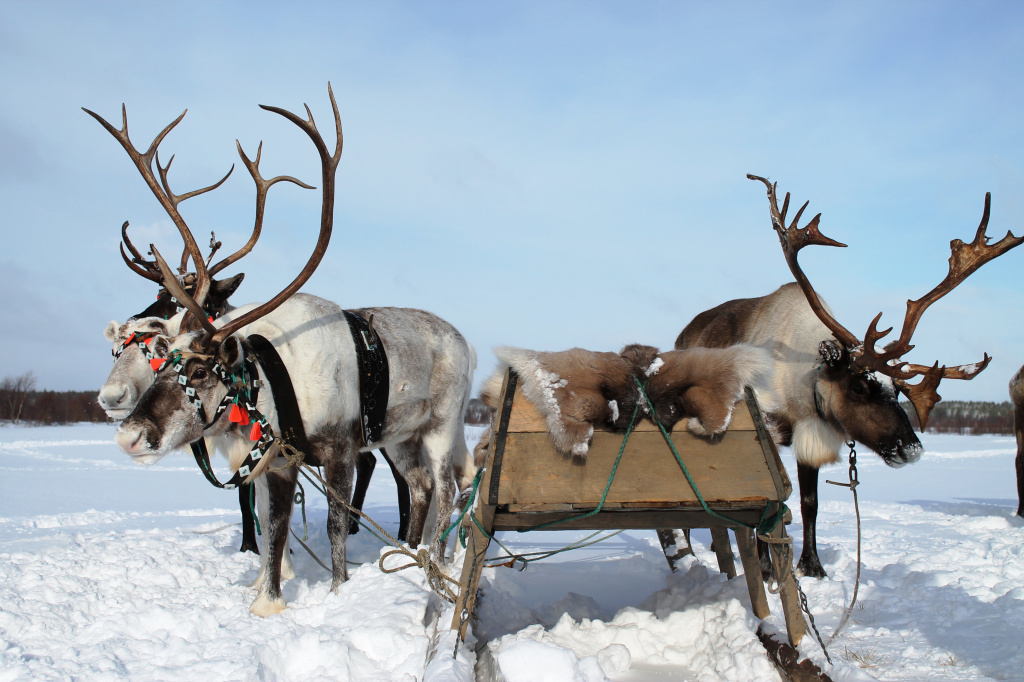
[1,423,1022,681]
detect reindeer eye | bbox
[192,367,208,381]
[851,380,868,397]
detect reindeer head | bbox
[86,89,319,421]
[750,174,1022,463]
[99,317,174,419]
[113,85,342,462]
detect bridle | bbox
[162,345,275,487]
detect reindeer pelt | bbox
[489,346,643,458]
[483,343,770,459]
[644,345,772,436]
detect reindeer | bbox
[110,86,473,616]
[86,96,411,558]
[1011,365,1024,517]
[677,175,1023,578]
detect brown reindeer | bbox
[677,175,1023,578]
[1011,365,1024,516]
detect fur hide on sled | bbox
[477,343,771,460]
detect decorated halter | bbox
[162,346,275,489]
[116,296,220,373]
[112,332,169,373]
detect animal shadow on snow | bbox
[855,561,1024,679]
[903,498,1022,522]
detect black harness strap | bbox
[246,334,318,466]
[189,348,265,489]
[343,310,390,448]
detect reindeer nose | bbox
[115,422,151,457]
[98,386,129,409]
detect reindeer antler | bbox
[151,84,342,346]
[750,175,1022,429]
[747,174,857,348]
[82,105,232,305]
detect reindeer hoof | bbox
[796,556,827,580]
[250,595,286,617]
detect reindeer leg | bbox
[795,461,826,579]
[380,447,411,542]
[348,450,376,535]
[322,442,355,591]
[238,482,259,554]
[250,466,298,617]
[425,437,457,565]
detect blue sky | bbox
[1,1,1023,401]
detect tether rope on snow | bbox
[271,442,461,603]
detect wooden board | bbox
[487,377,791,511]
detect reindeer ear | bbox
[104,321,121,343]
[210,273,244,302]
[818,339,847,367]
[152,336,170,358]
[216,335,245,369]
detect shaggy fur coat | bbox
[479,343,770,458]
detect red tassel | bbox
[125,333,136,345]
[229,402,243,423]
[149,358,167,371]
[249,421,262,441]
[238,406,250,426]
[208,316,215,323]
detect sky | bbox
[1,1,1023,402]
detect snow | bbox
[1,423,1022,681]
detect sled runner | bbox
[451,367,807,646]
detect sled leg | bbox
[656,528,693,572]
[735,527,770,619]
[768,527,807,647]
[710,527,737,578]
[451,506,493,640]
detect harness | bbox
[165,341,275,490]
[343,310,390,447]
[112,332,168,372]
[175,311,390,491]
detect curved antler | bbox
[751,175,1022,428]
[207,141,314,276]
[747,174,856,348]
[207,83,342,346]
[82,105,233,306]
[150,245,218,337]
[118,221,162,283]
[861,193,1024,366]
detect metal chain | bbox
[825,441,862,645]
[795,570,833,666]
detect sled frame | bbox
[451,368,807,646]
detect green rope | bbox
[632,376,786,536]
[523,394,645,532]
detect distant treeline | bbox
[901,400,1016,435]
[1,373,107,424]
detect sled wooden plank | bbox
[489,508,768,532]
[496,431,777,505]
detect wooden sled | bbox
[451,368,808,647]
